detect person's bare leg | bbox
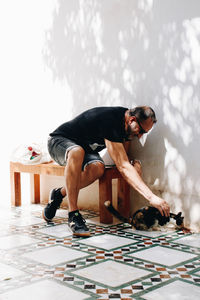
[64,147,84,212]
[63,147,105,236]
[62,147,105,212]
[42,146,105,225]
[60,162,105,198]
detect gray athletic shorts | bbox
[48,136,104,170]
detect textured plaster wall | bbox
[41,0,200,230]
[1,1,199,230]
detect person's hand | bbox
[149,195,170,217]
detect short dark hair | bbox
[129,106,157,123]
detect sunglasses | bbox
[136,119,147,135]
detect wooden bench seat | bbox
[10,161,130,224]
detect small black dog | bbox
[104,201,186,231]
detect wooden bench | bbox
[10,161,130,224]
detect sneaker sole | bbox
[73,231,91,237]
[68,224,91,237]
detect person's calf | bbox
[61,187,67,197]
[84,162,105,181]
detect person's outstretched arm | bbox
[105,139,170,217]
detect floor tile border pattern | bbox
[0,206,200,299]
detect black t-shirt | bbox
[50,106,128,152]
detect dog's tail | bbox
[104,201,131,224]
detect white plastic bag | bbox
[11,142,52,165]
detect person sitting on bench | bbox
[43,106,170,237]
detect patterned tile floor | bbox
[0,204,200,299]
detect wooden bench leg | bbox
[30,174,40,204]
[10,169,21,206]
[117,178,130,218]
[99,175,113,224]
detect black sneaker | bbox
[42,188,63,222]
[68,211,90,237]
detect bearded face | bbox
[126,122,139,140]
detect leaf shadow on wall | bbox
[43,0,200,228]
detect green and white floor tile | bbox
[0,204,200,299]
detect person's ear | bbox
[129,116,136,124]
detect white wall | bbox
[1,0,200,230]
[0,0,71,207]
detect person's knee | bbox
[67,146,85,163]
[85,162,105,179]
[96,162,105,178]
